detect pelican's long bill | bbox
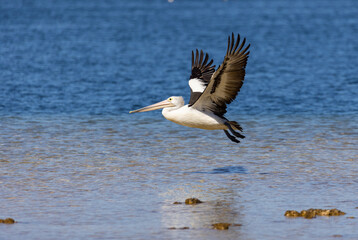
[129,99,175,113]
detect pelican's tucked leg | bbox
[223,130,240,143]
[224,122,245,139]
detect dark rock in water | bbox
[284,208,346,218]
[168,227,189,230]
[0,218,15,224]
[185,198,203,205]
[212,223,231,230]
[173,201,182,204]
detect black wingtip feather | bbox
[190,48,216,82]
[232,34,240,53]
[202,53,209,66]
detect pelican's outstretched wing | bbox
[191,33,250,117]
[188,50,216,106]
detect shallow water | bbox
[1,115,358,239]
[1,0,358,239]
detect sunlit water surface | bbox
[1,0,358,239]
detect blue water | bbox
[1,0,357,116]
[1,0,358,239]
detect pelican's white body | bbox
[162,105,226,130]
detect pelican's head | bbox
[129,96,184,113]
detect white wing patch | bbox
[189,78,206,93]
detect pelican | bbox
[130,33,250,143]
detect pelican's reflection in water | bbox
[159,169,246,238]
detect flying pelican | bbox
[130,33,250,143]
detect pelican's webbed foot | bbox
[224,130,240,143]
[224,122,245,139]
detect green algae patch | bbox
[285,209,346,219]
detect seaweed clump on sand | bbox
[0,218,16,224]
[285,209,346,219]
[212,223,242,230]
[212,223,231,230]
[185,198,203,205]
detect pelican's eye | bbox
[168,97,172,101]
